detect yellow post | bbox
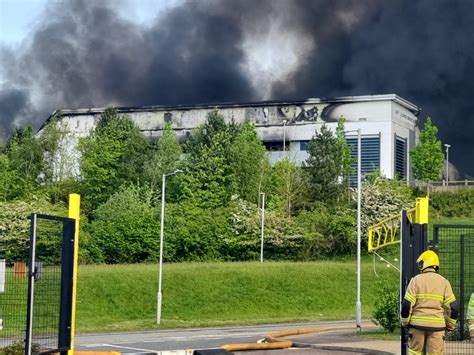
[415,197,429,224]
[68,194,80,355]
[368,228,373,253]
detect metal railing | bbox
[368,208,416,252]
[412,180,474,192]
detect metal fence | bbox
[0,260,29,348]
[432,224,474,354]
[0,214,75,354]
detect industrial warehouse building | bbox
[41,94,420,182]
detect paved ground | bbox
[262,330,474,355]
[225,329,399,355]
[282,329,399,354]
[187,324,400,355]
[75,324,473,355]
[74,321,357,352]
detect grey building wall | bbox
[40,94,420,181]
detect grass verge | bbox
[75,260,399,332]
[355,329,399,341]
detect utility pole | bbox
[444,144,451,185]
[356,128,362,330]
[157,169,182,324]
[345,128,362,329]
[260,192,265,263]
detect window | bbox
[300,140,310,151]
[263,141,284,151]
[346,135,380,183]
[395,136,407,179]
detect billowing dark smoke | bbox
[1,0,473,176]
[272,0,474,177]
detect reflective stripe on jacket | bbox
[403,269,456,330]
[468,293,474,320]
[468,293,474,333]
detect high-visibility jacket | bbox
[401,268,458,331]
[468,292,474,335]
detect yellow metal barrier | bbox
[368,197,428,253]
[368,207,416,253]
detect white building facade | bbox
[41,94,420,182]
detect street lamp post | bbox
[157,169,182,324]
[444,144,451,185]
[356,128,361,330]
[260,192,266,263]
[283,120,287,153]
[346,128,362,329]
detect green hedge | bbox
[430,188,474,218]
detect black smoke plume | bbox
[1,0,473,176]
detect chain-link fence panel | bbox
[432,224,474,354]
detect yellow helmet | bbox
[416,250,439,271]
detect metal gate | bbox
[431,224,474,354]
[0,213,76,355]
[400,209,428,355]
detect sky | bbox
[0,0,473,177]
[0,0,177,44]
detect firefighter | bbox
[400,250,459,355]
[468,292,474,341]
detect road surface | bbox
[74,320,358,353]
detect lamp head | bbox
[164,169,183,177]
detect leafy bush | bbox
[297,204,356,258]
[0,198,68,263]
[362,172,415,245]
[372,280,399,332]
[430,188,474,218]
[164,202,233,261]
[87,186,160,263]
[0,341,40,355]
[228,199,305,260]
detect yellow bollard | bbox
[68,194,81,355]
[415,197,429,224]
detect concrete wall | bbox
[46,95,419,180]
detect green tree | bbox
[410,117,444,183]
[38,116,82,203]
[229,123,270,203]
[144,123,182,193]
[0,126,44,200]
[270,159,311,217]
[178,129,233,208]
[0,154,21,201]
[38,114,71,182]
[79,108,149,212]
[304,124,343,202]
[178,111,236,208]
[185,110,233,155]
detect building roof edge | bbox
[38,94,421,131]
